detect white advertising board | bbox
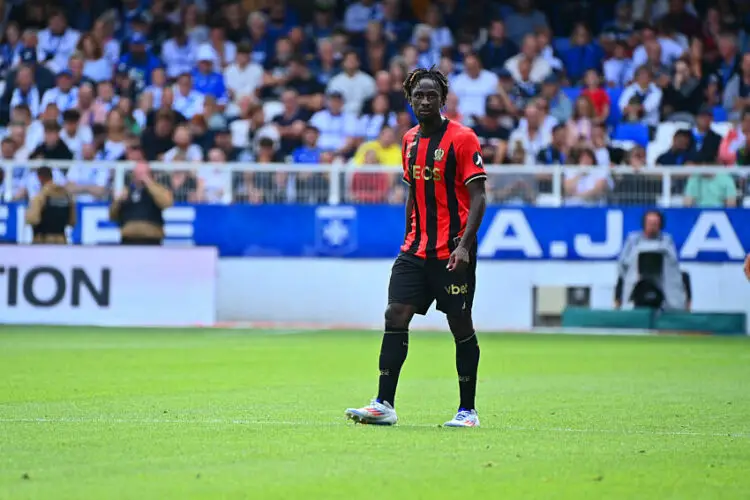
[0,245,217,326]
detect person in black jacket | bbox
[30,120,74,161]
[691,105,722,163]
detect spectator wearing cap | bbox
[10,65,41,119]
[344,0,384,35]
[326,50,376,115]
[30,120,74,160]
[504,34,552,84]
[452,53,499,123]
[691,105,722,163]
[118,32,162,90]
[618,66,663,127]
[722,53,750,122]
[309,91,358,156]
[224,42,263,106]
[37,10,81,74]
[40,70,79,114]
[192,45,229,109]
[172,73,205,120]
[161,25,197,80]
[479,20,518,74]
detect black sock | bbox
[455,333,480,411]
[377,330,409,407]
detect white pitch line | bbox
[0,417,747,439]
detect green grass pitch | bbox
[1,327,749,500]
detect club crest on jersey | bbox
[434,148,445,161]
[473,151,483,167]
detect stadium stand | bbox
[0,0,749,208]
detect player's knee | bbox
[385,303,413,331]
[448,314,475,342]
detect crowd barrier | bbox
[3,161,750,207]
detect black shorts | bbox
[388,250,477,317]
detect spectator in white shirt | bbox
[563,147,612,206]
[163,124,204,162]
[309,91,358,154]
[161,25,197,79]
[172,72,205,120]
[10,65,41,118]
[77,33,112,82]
[504,33,552,83]
[618,66,663,126]
[197,148,231,204]
[60,109,93,159]
[27,103,60,150]
[344,0,384,34]
[91,16,120,70]
[7,122,33,161]
[423,5,454,54]
[207,25,236,71]
[508,104,552,162]
[326,50,376,115]
[37,10,80,73]
[224,42,263,104]
[631,25,684,68]
[144,67,167,109]
[100,109,128,160]
[451,53,499,122]
[65,143,110,202]
[40,71,79,114]
[412,26,440,70]
[604,40,632,87]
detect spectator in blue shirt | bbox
[561,23,604,85]
[192,45,229,109]
[119,33,161,89]
[292,125,324,164]
[292,125,329,203]
[480,20,518,74]
[265,1,300,41]
[248,11,274,67]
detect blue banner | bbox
[1,203,747,262]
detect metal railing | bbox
[1,160,748,207]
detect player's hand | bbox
[744,254,750,281]
[447,246,470,272]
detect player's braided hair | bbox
[403,67,449,107]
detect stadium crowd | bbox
[0,0,749,207]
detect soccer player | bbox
[345,68,487,427]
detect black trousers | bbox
[120,237,162,246]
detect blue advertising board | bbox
[0,203,747,262]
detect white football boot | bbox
[345,399,398,425]
[443,409,480,427]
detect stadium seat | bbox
[606,87,623,127]
[349,172,392,203]
[711,122,732,137]
[562,87,581,105]
[713,106,729,122]
[612,123,650,148]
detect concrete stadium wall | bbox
[216,259,749,332]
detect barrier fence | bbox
[1,161,749,207]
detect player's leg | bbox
[345,255,430,425]
[431,257,481,427]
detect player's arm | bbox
[448,130,487,271]
[403,188,413,240]
[459,179,486,253]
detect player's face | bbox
[410,78,442,121]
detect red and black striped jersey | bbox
[400,119,487,260]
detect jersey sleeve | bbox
[401,135,411,186]
[456,129,487,186]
